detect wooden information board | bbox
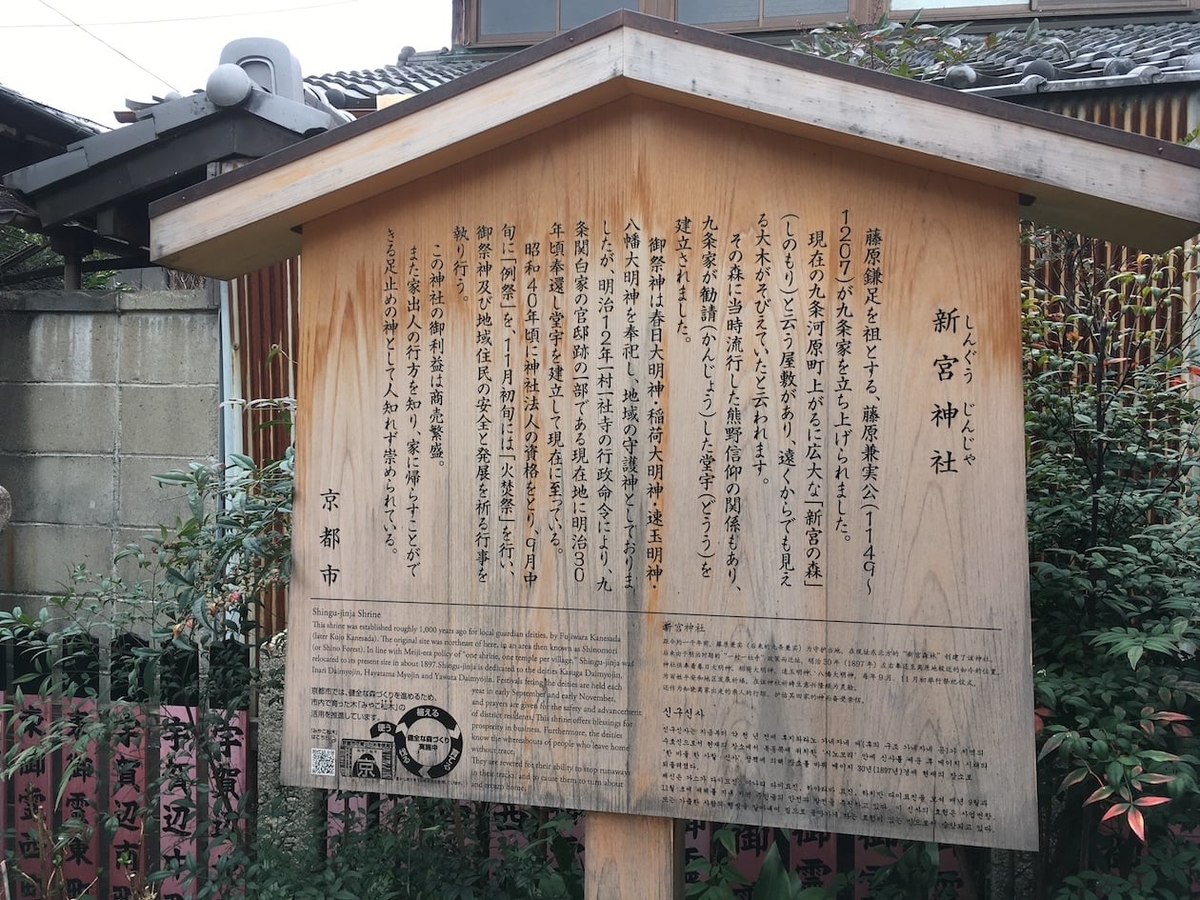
[282,96,1036,849]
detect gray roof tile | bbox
[305,23,1200,107]
[929,20,1200,95]
[0,83,106,139]
[304,55,490,111]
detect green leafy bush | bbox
[1024,236,1200,897]
[0,410,586,899]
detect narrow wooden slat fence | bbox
[1,633,985,899]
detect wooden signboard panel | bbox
[282,95,1036,850]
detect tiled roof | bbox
[304,52,491,112]
[6,82,348,252]
[302,22,1200,110]
[0,83,106,141]
[0,184,38,225]
[118,55,488,119]
[0,83,106,240]
[0,83,105,176]
[930,20,1200,97]
[13,18,1199,253]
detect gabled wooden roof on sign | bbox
[150,10,1200,279]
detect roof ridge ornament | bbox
[219,37,304,102]
[207,64,255,109]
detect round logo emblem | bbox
[395,705,463,779]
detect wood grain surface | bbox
[282,96,1037,850]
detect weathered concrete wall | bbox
[0,289,219,607]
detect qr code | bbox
[311,748,336,776]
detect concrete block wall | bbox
[0,289,220,609]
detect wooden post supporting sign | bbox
[586,814,682,900]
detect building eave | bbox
[150,11,1200,278]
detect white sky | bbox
[3,0,454,129]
